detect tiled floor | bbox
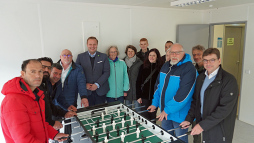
[157,119,254,143]
[187,119,254,143]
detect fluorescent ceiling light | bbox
[171,0,215,7]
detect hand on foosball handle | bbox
[147,105,156,112]
[54,133,69,142]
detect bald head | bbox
[60,49,73,65]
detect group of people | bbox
[1,36,239,143]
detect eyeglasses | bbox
[42,65,52,70]
[169,51,183,55]
[110,51,117,54]
[61,54,72,58]
[203,58,217,64]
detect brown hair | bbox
[202,48,220,59]
[140,38,148,43]
[87,36,98,43]
[166,41,173,44]
[143,48,163,69]
[125,45,137,55]
[192,45,205,52]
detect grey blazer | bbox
[76,51,110,96]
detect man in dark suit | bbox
[76,36,110,106]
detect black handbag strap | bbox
[141,68,157,90]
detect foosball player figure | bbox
[103,136,108,143]
[95,119,100,127]
[111,115,114,124]
[141,135,146,143]
[112,120,116,130]
[121,132,125,143]
[106,129,110,139]
[94,131,99,142]
[124,113,127,120]
[117,126,120,136]
[136,122,140,129]
[126,123,129,133]
[136,127,140,138]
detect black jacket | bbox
[185,67,238,143]
[136,63,160,100]
[136,48,149,61]
[124,57,143,101]
[39,79,67,126]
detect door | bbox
[223,26,244,89]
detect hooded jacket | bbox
[1,77,58,143]
[106,58,129,98]
[152,54,198,123]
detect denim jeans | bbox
[106,96,124,103]
[161,120,188,143]
[125,100,141,112]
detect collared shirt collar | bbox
[60,61,72,87]
[60,61,72,70]
[88,51,97,58]
[205,67,220,79]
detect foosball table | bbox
[62,102,185,143]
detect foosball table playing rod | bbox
[79,121,146,142]
[96,126,150,143]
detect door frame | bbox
[209,21,247,119]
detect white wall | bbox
[212,25,224,65]
[204,4,254,125]
[0,0,205,141]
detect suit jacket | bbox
[76,51,110,96]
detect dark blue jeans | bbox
[106,96,124,103]
[161,120,188,143]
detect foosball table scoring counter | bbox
[62,102,185,143]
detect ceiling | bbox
[51,0,254,10]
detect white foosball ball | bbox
[62,102,185,143]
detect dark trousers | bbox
[87,91,106,106]
[106,96,124,103]
[140,99,157,122]
[192,121,201,143]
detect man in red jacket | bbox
[1,59,68,143]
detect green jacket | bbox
[107,58,129,98]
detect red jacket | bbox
[1,77,58,143]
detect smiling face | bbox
[109,47,118,60]
[203,54,221,75]
[127,48,135,58]
[87,39,98,54]
[60,49,73,65]
[192,49,203,64]
[50,67,62,85]
[21,61,43,91]
[148,51,157,63]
